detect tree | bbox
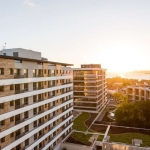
[112,92,128,103]
[115,100,150,128]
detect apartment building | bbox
[73,64,107,112]
[127,85,150,101]
[0,48,73,150]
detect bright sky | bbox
[0,0,150,72]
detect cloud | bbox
[24,0,36,7]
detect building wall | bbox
[1,48,41,60]
[103,142,150,150]
[0,50,73,150]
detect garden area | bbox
[109,133,150,147]
[66,112,103,146]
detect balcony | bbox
[15,104,25,109]
[15,118,25,125]
[38,121,45,127]
[38,110,44,114]
[37,86,44,90]
[14,74,28,78]
[38,145,45,150]
[15,89,25,94]
[38,133,45,139]
[36,74,44,77]
[15,132,25,140]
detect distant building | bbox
[0,48,73,150]
[73,64,107,112]
[127,85,150,101]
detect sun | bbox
[100,45,145,73]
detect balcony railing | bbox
[38,110,44,114]
[15,132,25,140]
[38,121,45,127]
[15,104,25,109]
[14,74,28,78]
[15,118,25,125]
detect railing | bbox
[15,104,25,109]
[36,74,44,77]
[15,89,25,94]
[14,74,27,78]
[15,132,25,140]
[38,145,45,150]
[38,121,45,127]
[15,118,25,125]
[38,133,45,139]
[38,110,44,114]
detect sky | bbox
[0,0,150,72]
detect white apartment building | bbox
[0,48,73,150]
[73,64,107,112]
[127,85,150,101]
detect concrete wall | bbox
[102,142,150,150]
[60,142,97,150]
[1,48,41,60]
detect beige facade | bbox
[0,48,73,150]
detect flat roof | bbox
[0,55,73,66]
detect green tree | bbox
[115,100,150,128]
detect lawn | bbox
[110,133,150,147]
[97,135,104,141]
[71,132,92,146]
[73,112,90,131]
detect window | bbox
[45,81,47,85]
[45,104,47,108]
[44,69,46,74]
[10,117,14,122]
[24,111,28,119]
[1,137,5,143]
[13,52,18,57]
[34,121,37,127]
[24,83,28,90]
[0,103,4,109]
[0,68,4,75]
[34,133,37,140]
[56,70,58,74]
[0,86,4,92]
[14,60,22,63]
[10,132,14,138]
[9,68,13,74]
[24,97,28,105]
[34,146,37,150]
[34,108,37,115]
[1,120,5,126]
[37,62,43,65]
[25,139,29,146]
[25,125,29,132]
[10,85,14,90]
[10,101,14,106]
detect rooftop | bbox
[0,48,73,66]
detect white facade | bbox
[0,48,73,150]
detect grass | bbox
[110,133,150,147]
[73,112,90,131]
[71,132,92,146]
[97,135,104,141]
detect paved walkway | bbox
[103,125,110,142]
